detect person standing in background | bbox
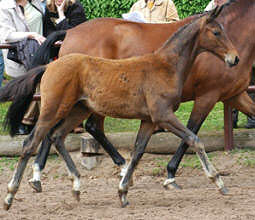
[0,0,46,134]
[129,0,179,23]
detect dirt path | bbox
[1,150,255,220]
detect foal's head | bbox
[198,6,239,67]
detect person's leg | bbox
[18,86,40,135]
[0,50,4,87]
[245,67,255,128]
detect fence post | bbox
[224,103,234,151]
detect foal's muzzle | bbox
[225,53,239,67]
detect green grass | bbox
[231,148,255,167]
[0,101,249,135]
[0,156,19,173]
[103,101,249,133]
[151,152,217,176]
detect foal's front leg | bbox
[118,120,155,207]
[155,110,226,194]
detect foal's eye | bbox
[213,31,220,36]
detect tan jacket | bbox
[0,0,43,78]
[129,0,179,23]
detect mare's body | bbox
[2,9,238,210]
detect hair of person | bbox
[46,0,76,12]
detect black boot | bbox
[232,109,239,129]
[245,116,255,129]
[16,123,34,135]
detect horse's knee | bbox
[21,145,36,158]
[187,135,205,152]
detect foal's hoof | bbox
[29,180,42,193]
[219,187,229,195]
[3,196,13,211]
[3,202,11,211]
[118,190,129,208]
[163,178,182,190]
[72,190,81,202]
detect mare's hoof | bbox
[219,187,229,195]
[163,178,182,190]
[29,180,42,193]
[72,190,81,202]
[118,190,129,208]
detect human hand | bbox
[29,33,46,45]
[55,0,66,17]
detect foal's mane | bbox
[155,15,204,54]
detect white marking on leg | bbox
[119,162,130,191]
[163,178,175,186]
[8,175,17,192]
[29,163,41,182]
[4,193,13,205]
[120,163,128,177]
[73,176,80,191]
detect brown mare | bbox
[26,0,255,193]
[2,8,238,209]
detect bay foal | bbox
[3,7,238,210]
[27,0,255,193]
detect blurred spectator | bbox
[129,0,179,23]
[0,0,46,135]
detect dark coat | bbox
[43,1,87,37]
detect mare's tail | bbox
[29,30,67,69]
[0,66,46,136]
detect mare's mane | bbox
[219,0,253,22]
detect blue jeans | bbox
[0,50,4,87]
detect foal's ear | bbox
[206,5,224,23]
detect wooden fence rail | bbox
[0,43,253,151]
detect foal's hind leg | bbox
[152,108,226,194]
[119,120,155,207]
[29,102,91,193]
[3,122,53,210]
[164,95,218,190]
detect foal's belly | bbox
[87,98,150,119]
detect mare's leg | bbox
[164,95,218,189]
[85,113,126,166]
[29,102,91,192]
[119,120,155,207]
[3,121,55,210]
[226,91,255,118]
[29,134,53,192]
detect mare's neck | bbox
[156,19,202,85]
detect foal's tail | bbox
[0,66,46,136]
[29,30,67,69]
